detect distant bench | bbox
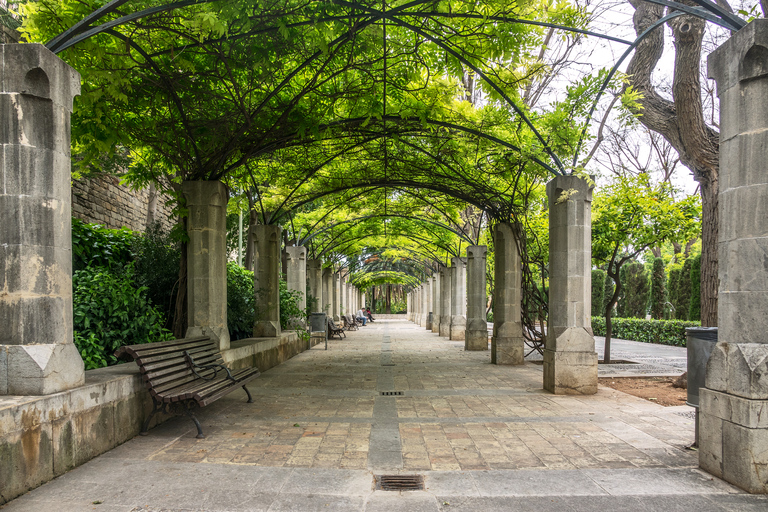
[115,336,260,438]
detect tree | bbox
[592,175,700,362]
[618,261,650,318]
[592,269,606,317]
[650,258,666,320]
[676,258,693,321]
[690,254,702,321]
[625,1,724,326]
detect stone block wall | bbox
[71,176,175,233]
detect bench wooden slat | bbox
[169,367,258,402]
[115,336,212,360]
[136,344,220,368]
[139,350,222,376]
[197,371,261,406]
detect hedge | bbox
[591,316,700,347]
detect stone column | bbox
[450,257,467,341]
[340,274,347,318]
[285,246,307,328]
[439,267,452,337]
[252,224,281,337]
[333,272,340,321]
[307,258,322,314]
[183,180,230,350]
[492,223,524,365]
[419,284,425,326]
[322,266,333,316]
[408,291,413,321]
[543,175,597,395]
[425,280,433,330]
[431,272,441,333]
[0,44,85,395]
[465,246,488,351]
[700,20,768,493]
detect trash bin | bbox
[686,327,718,408]
[310,312,328,350]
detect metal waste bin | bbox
[686,327,718,408]
[686,326,717,447]
[310,312,328,350]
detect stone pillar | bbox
[431,272,441,333]
[450,257,467,341]
[183,180,230,350]
[439,267,452,337]
[419,284,425,326]
[465,246,488,351]
[700,20,768,493]
[252,224,281,337]
[340,274,347,317]
[0,44,85,395]
[543,175,597,395]
[285,246,307,328]
[424,280,433,330]
[322,266,333,316]
[408,291,413,321]
[491,223,524,365]
[307,258,322,314]
[333,272,340,321]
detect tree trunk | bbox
[625,0,719,326]
[386,284,392,314]
[603,265,623,365]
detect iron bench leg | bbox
[141,399,163,436]
[183,405,206,439]
[243,384,254,403]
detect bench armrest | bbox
[183,350,235,382]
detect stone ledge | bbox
[0,330,313,505]
[701,387,768,429]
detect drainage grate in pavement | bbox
[381,363,396,367]
[375,474,424,491]
[380,391,403,396]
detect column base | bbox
[2,343,85,395]
[439,321,450,338]
[698,342,768,493]
[450,316,466,341]
[253,321,281,338]
[492,336,524,364]
[186,325,230,350]
[542,349,597,395]
[431,315,440,333]
[465,330,488,351]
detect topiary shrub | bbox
[73,265,173,370]
[228,262,255,340]
[689,254,701,322]
[676,258,692,320]
[591,316,700,347]
[591,269,606,317]
[667,267,680,320]
[618,261,650,318]
[650,258,666,319]
[71,218,136,271]
[602,271,614,316]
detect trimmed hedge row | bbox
[591,316,700,347]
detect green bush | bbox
[73,265,173,370]
[228,262,255,340]
[132,222,180,327]
[618,261,649,318]
[279,279,306,330]
[71,218,135,271]
[667,267,680,320]
[591,316,700,347]
[591,269,606,317]
[650,258,666,319]
[602,272,614,315]
[676,258,692,320]
[689,254,701,321]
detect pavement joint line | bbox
[368,323,403,470]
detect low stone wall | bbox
[0,331,307,504]
[373,314,407,319]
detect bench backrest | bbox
[115,336,222,395]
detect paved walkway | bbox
[3,320,766,511]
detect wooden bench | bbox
[327,317,345,339]
[115,336,260,439]
[343,314,359,331]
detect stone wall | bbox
[71,176,175,233]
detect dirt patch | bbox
[599,377,688,407]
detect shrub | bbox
[132,222,180,328]
[602,272,614,315]
[689,254,702,321]
[618,261,650,318]
[71,218,135,271]
[228,262,255,340]
[591,316,700,347]
[279,279,306,330]
[650,258,666,319]
[73,265,173,370]
[667,267,680,320]
[591,269,606,317]
[676,258,692,320]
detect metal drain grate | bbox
[375,475,424,491]
[380,391,403,396]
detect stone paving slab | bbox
[2,320,766,511]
